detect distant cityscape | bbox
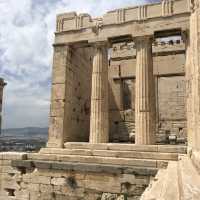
[0,127,48,152]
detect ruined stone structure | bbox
[47,0,189,147]
[0,78,6,135]
[1,0,200,199]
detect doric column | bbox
[89,42,109,143]
[47,45,73,148]
[135,36,156,145]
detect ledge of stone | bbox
[11,160,158,176]
[0,152,27,160]
[63,143,187,154]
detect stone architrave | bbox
[89,42,109,143]
[47,45,73,148]
[135,36,156,145]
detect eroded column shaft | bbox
[135,37,156,145]
[89,43,109,143]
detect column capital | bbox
[88,38,110,48]
[134,35,154,43]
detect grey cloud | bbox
[0,0,147,129]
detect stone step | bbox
[178,155,200,200]
[28,153,168,168]
[12,160,158,176]
[141,161,180,200]
[40,148,179,161]
[63,143,187,154]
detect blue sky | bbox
[0,0,157,128]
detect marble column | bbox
[135,36,156,145]
[47,45,73,148]
[89,42,109,143]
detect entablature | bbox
[56,0,190,32]
[54,0,191,46]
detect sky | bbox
[0,0,158,129]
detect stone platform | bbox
[0,151,158,200]
[0,145,188,200]
[38,143,187,169]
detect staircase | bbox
[34,143,187,169]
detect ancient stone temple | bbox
[0,0,200,199]
[0,78,6,135]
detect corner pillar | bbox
[47,45,73,148]
[135,36,156,145]
[89,42,109,143]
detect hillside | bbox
[1,127,48,139]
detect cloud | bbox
[0,0,148,128]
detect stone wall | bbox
[0,152,154,200]
[48,46,93,146]
[158,76,186,137]
[65,47,93,142]
[109,42,186,143]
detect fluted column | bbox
[89,42,109,143]
[135,36,156,145]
